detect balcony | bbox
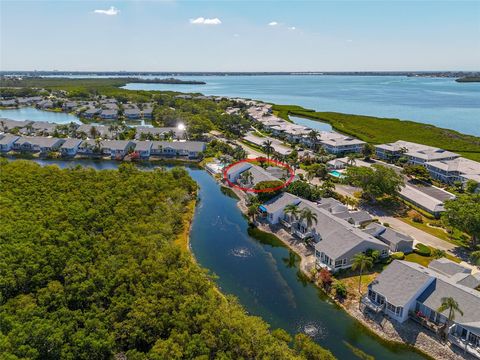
[409,311,446,334]
[292,228,313,240]
[449,334,480,359]
[361,295,385,313]
[280,218,293,229]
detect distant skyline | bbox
[1,0,479,72]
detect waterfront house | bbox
[319,131,365,155]
[226,162,280,187]
[363,260,480,359]
[133,141,153,159]
[63,101,77,112]
[27,121,57,136]
[260,193,389,271]
[149,141,205,159]
[101,140,135,159]
[0,119,33,132]
[60,138,83,157]
[13,136,64,153]
[0,99,17,107]
[426,157,480,187]
[375,140,459,165]
[83,108,101,119]
[363,223,414,253]
[0,133,20,152]
[259,192,302,225]
[36,100,54,109]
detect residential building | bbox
[150,141,206,159]
[82,108,101,119]
[426,157,480,186]
[0,133,20,152]
[399,183,455,218]
[133,141,153,159]
[12,136,64,153]
[259,193,389,271]
[100,109,118,120]
[124,108,141,119]
[135,126,185,140]
[375,140,459,165]
[363,260,480,358]
[60,138,83,157]
[101,140,135,159]
[363,223,414,253]
[319,131,365,155]
[0,119,32,132]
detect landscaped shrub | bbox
[391,252,405,260]
[333,280,347,299]
[411,211,423,223]
[431,248,446,259]
[317,268,333,291]
[414,243,431,257]
[383,222,390,227]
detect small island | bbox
[129,77,206,85]
[456,76,480,83]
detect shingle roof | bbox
[428,258,470,277]
[261,192,301,213]
[60,138,83,149]
[0,133,20,145]
[369,260,433,307]
[378,227,414,246]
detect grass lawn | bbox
[405,250,462,267]
[400,215,470,248]
[335,263,388,301]
[272,104,480,162]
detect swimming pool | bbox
[329,170,345,178]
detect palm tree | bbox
[306,168,316,182]
[284,203,301,222]
[308,130,320,150]
[351,253,373,294]
[347,155,357,166]
[299,208,318,229]
[437,297,463,338]
[262,140,274,161]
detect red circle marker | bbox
[223,157,295,193]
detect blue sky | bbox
[1,0,479,71]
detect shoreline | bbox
[223,182,470,360]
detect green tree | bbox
[402,164,432,183]
[351,253,373,294]
[362,143,375,161]
[443,194,480,248]
[344,164,404,201]
[470,251,480,266]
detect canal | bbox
[11,158,427,360]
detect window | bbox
[386,303,403,317]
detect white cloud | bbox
[190,17,222,25]
[288,26,296,30]
[94,6,119,16]
[233,33,240,37]
[268,21,278,26]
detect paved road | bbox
[334,184,468,254]
[234,140,265,159]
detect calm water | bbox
[17,158,427,360]
[123,75,480,136]
[0,107,81,124]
